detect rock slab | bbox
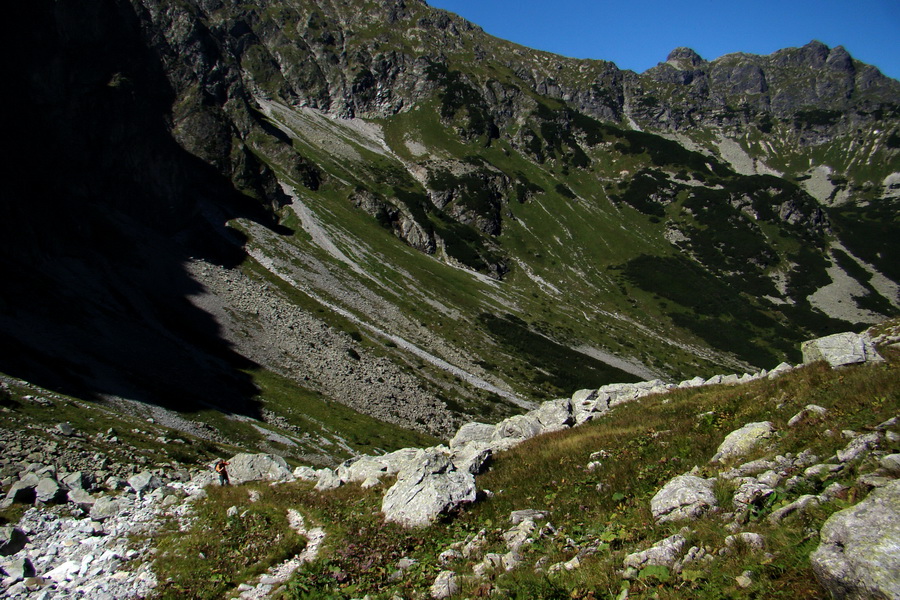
[811,479,900,599]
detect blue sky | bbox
[427,0,900,81]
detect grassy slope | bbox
[146,337,900,600]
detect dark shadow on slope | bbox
[0,0,288,417]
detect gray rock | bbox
[35,478,64,504]
[651,474,717,523]
[725,532,765,551]
[733,479,775,510]
[836,432,881,463]
[572,389,610,424]
[491,414,544,449]
[128,471,163,496]
[449,422,495,450]
[801,332,884,367]
[0,527,28,556]
[337,456,389,484]
[55,422,75,436]
[430,570,459,599]
[3,473,40,505]
[879,454,900,475]
[529,398,574,433]
[61,471,93,491]
[623,532,687,569]
[293,466,318,481]
[787,404,828,427]
[1,557,35,580]
[811,480,900,599]
[314,469,343,491]
[451,442,492,475]
[226,453,293,484]
[767,494,820,524]
[509,509,547,525]
[89,496,121,521]
[382,450,476,528]
[711,421,776,463]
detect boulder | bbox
[61,471,94,491]
[0,526,28,556]
[651,474,717,523]
[449,423,495,450]
[571,389,610,424]
[491,414,543,449]
[811,480,900,599]
[836,432,881,463]
[711,421,776,464]
[623,532,687,569]
[787,404,828,427]
[35,477,64,504]
[67,488,97,510]
[382,450,476,528]
[801,332,883,368]
[55,422,75,436]
[529,398,574,433]
[337,456,389,484]
[314,469,343,491]
[127,471,163,496]
[292,466,318,481]
[226,454,293,484]
[430,570,459,599]
[450,443,492,475]
[1,557,35,580]
[89,496,121,521]
[2,473,40,506]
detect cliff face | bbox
[1,0,898,436]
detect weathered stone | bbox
[1,557,35,580]
[451,442,492,475]
[89,496,121,521]
[314,469,342,491]
[651,474,717,523]
[572,389,610,424]
[767,494,820,523]
[529,398,574,433]
[382,450,476,528]
[836,432,881,463]
[35,478,64,504]
[711,421,776,463]
[226,453,293,484]
[491,414,543,448]
[879,454,900,475]
[61,471,93,491]
[430,570,459,599]
[127,471,163,496]
[733,479,775,510]
[0,527,28,556]
[623,533,687,569]
[449,422,495,450]
[337,456,389,484]
[292,466,318,481]
[55,422,75,436]
[509,509,547,525]
[811,480,900,599]
[787,404,828,427]
[725,532,765,552]
[801,331,883,368]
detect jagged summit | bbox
[662,47,705,70]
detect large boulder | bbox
[623,532,687,570]
[0,526,28,556]
[711,421,776,464]
[128,471,163,496]
[529,398,574,433]
[801,332,884,368]
[35,477,65,504]
[449,423,495,450]
[226,454,293,484]
[382,450,476,528]
[651,474,717,523]
[811,480,900,599]
[571,389,611,424]
[491,414,543,450]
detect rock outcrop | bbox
[811,480,900,599]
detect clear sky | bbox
[426,0,900,81]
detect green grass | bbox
[144,338,899,600]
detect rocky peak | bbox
[664,47,705,70]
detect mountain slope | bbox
[1,0,898,454]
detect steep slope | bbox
[1,0,898,452]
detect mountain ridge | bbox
[1,0,898,455]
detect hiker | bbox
[215,458,230,486]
